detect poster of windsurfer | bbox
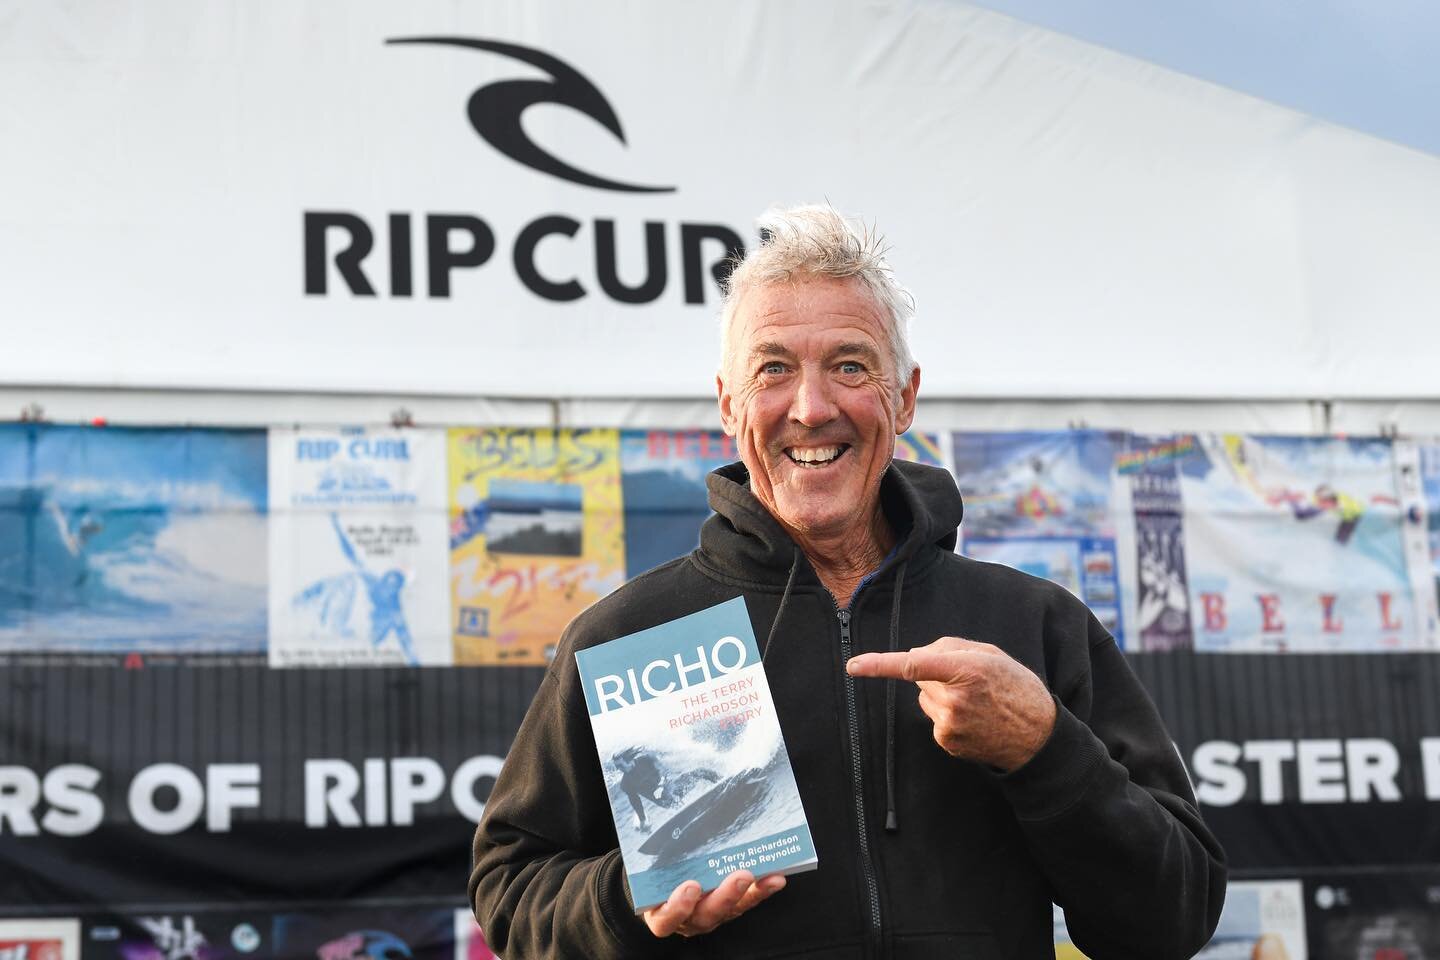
[0,424,267,656]
[1175,435,1431,652]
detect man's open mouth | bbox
[784,444,850,467]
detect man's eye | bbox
[762,362,786,375]
[839,362,864,375]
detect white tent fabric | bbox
[2,0,1438,403]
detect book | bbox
[575,595,817,912]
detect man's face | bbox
[717,275,920,542]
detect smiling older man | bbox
[471,206,1226,959]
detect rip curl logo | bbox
[386,36,675,194]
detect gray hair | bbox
[719,205,917,385]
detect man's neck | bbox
[792,507,897,608]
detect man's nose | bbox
[789,369,839,426]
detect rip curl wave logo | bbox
[386,36,675,194]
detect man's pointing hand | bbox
[846,636,1057,772]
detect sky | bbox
[970,0,1440,156]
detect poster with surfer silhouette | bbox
[267,427,450,666]
[574,596,817,912]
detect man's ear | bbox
[716,372,737,436]
[895,365,921,434]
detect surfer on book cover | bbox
[601,719,799,872]
[612,746,720,831]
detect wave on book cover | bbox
[607,742,799,869]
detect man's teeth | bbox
[788,446,844,464]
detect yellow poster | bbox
[449,428,625,665]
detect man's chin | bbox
[770,490,865,537]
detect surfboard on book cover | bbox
[574,596,818,912]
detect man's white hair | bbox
[719,205,917,385]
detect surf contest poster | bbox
[1118,434,1433,653]
[0,919,80,960]
[950,430,1127,646]
[619,430,737,581]
[448,428,625,666]
[267,427,451,667]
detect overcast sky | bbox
[971,0,1440,156]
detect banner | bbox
[0,920,79,960]
[3,422,1440,960]
[448,428,624,665]
[1154,435,1430,653]
[0,425,267,657]
[619,430,738,580]
[267,427,450,667]
[1055,880,1307,959]
[894,432,947,469]
[6,2,1440,401]
[271,908,456,960]
[1302,872,1440,957]
[74,908,482,960]
[84,913,268,960]
[1114,434,1199,652]
[951,431,1127,645]
[619,429,944,581]
[1418,440,1440,616]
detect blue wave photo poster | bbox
[0,424,267,654]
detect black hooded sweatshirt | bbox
[471,460,1227,959]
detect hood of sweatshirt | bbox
[697,456,967,833]
[698,457,965,586]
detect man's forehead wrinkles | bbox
[745,319,884,341]
[753,306,875,324]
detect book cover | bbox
[575,596,817,912]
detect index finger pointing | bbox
[846,649,963,683]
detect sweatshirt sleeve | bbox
[998,626,1228,960]
[468,627,674,960]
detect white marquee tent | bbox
[3,0,1438,434]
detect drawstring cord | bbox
[761,546,904,831]
[763,548,801,665]
[884,559,908,832]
